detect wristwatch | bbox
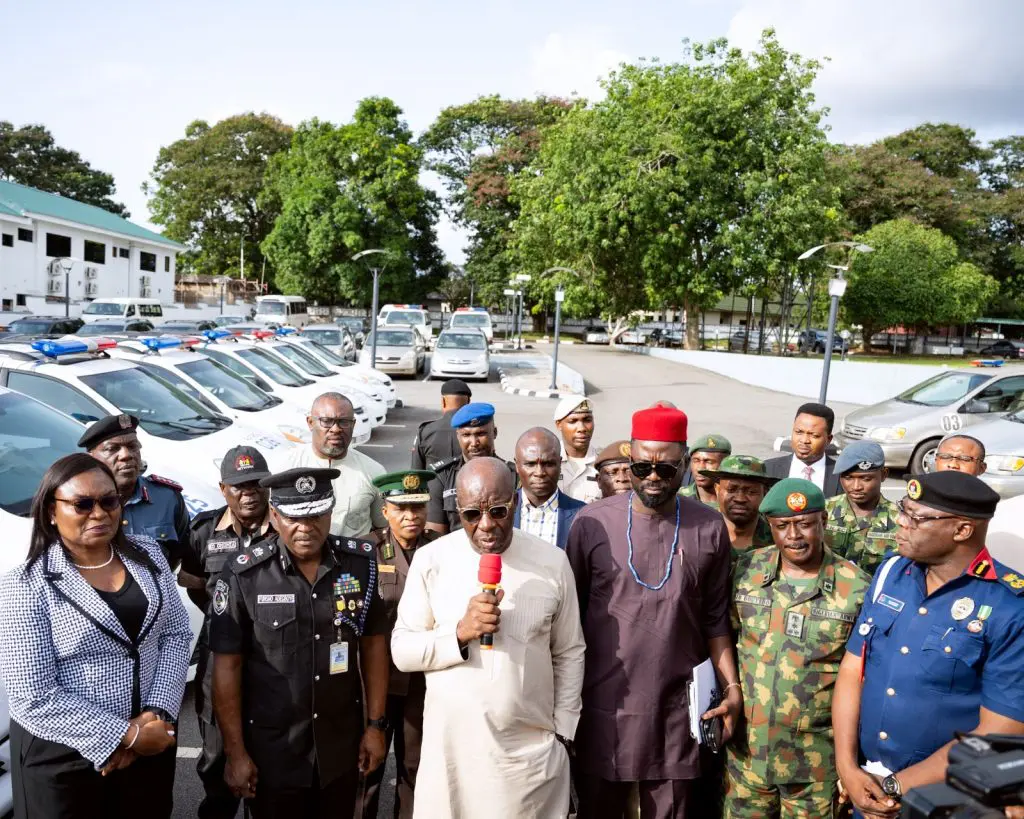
[367,716,389,733]
[881,773,902,799]
[555,733,575,757]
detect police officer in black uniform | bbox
[184,445,276,819]
[410,379,471,470]
[425,402,514,535]
[360,469,438,819]
[210,466,390,819]
[79,413,191,570]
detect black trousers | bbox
[359,684,425,819]
[197,717,242,819]
[575,773,695,819]
[250,770,359,819]
[11,720,176,819]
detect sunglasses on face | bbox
[629,460,684,480]
[456,500,515,524]
[54,495,121,515]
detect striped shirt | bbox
[520,490,560,546]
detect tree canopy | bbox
[261,98,444,306]
[0,122,128,216]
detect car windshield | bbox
[9,320,58,334]
[451,313,489,328]
[201,348,276,392]
[271,343,334,377]
[339,318,364,331]
[896,371,992,407]
[438,333,487,350]
[305,330,342,346]
[368,330,415,347]
[256,301,287,316]
[82,303,124,316]
[237,347,313,387]
[298,339,347,366]
[0,392,84,515]
[80,367,230,439]
[78,323,124,336]
[164,322,201,330]
[178,358,277,412]
[385,310,426,326]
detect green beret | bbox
[700,454,776,484]
[690,434,732,455]
[759,478,826,518]
[372,470,436,504]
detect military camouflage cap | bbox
[759,477,826,518]
[699,454,776,484]
[690,433,732,454]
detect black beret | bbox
[260,467,340,518]
[441,379,472,397]
[77,414,139,450]
[906,471,999,520]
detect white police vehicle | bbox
[430,328,490,381]
[0,337,295,494]
[448,307,493,343]
[107,335,313,446]
[379,304,433,347]
[187,334,374,446]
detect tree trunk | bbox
[683,295,700,350]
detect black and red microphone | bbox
[477,554,502,650]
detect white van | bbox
[378,304,432,346]
[254,295,310,328]
[449,307,493,343]
[81,298,164,323]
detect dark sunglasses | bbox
[54,495,121,515]
[629,460,684,480]
[456,500,514,524]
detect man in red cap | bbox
[566,406,742,818]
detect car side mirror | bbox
[964,398,992,414]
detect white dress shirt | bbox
[519,489,560,546]
[287,445,386,537]
[788,454,826,491]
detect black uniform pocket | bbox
[253,601,298,651]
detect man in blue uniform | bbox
[78,413,190,570]
[833,471,1024,817]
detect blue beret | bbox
[834,441,886,475]
[450,402,495,429]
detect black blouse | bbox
[96,570,148,642]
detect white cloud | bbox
[528,31,630,101]
[726,0,1024,144]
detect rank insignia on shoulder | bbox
[971,559,992,578]
[334,536,375,558]
[1001,572,1024,592]
[147,474,183,492]
[232,545,273,572]
[236,554,249,565]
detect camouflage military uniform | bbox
[725,546,871,818]
[824,494,899,577]
[680,482,720,510]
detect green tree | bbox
[984,136,1024,308]
[0,122,128,216]
[511,31,839,347]
[844,219,997,343]
[421,96,572,305]
[144,113,293,279]
[261,98,444,306]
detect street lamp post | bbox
[797,242,873,403]
[540,267,578,390]
[514,274,531,350]
[213,275,232,315]
[503,288,515,342]
[352,249,390,370]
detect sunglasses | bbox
[54,495,121,515]
[456,500,515,524]
[629,460,684,480]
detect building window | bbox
[119,247,130,259]
[84,240,106,265]
[139,251,157,272]
[164,255,170,272]
[17,228,33,242]
[45,232,72,257]
[111,245,119,256]
[1,234,12,248]
[16,294,26,306]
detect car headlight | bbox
[867,427,907,442]
[278,424,311,444]
[992,455,1024,473]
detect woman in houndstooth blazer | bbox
[0,453,193,819]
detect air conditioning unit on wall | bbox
[47,279,63,294]
[86,282,98,296]
[139,275,151,288]
[85,267,98,279]
[140,287,152,297]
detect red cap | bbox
[631,406,688,444]
[478,553,502,585]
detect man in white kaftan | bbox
[391,457,585,819]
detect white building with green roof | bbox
[0,179,184,315]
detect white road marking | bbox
[380,424,407,428]
[360,443,395,449]
[177,746,202,759]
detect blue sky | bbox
[3,0,1022,263]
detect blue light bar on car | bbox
[202,329,232,340]
[31,338,117,357]
[138,336,184,351]
[275,327,298,336]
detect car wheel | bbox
[910,438,942,474]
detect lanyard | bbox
[626,493,680,591]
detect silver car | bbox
[961,411,1024,498]
[837,366,1024,473]
[359,326,425,376]
[430,329,489,381]
[299,324,358,361]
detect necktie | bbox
[803,465,813,481]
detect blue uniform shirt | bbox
[122,475,190,569]
[846,549,1024,774]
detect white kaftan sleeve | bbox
[391,551,469,673]
[550,552,585,739]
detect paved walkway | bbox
[494,353,570,399]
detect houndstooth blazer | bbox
[0,534,193,767]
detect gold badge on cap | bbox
[786,492,808,512]
[907,479,922,500]
[951,597,975,621]
[707,437,717,448]
[295,476,316,495]
[402,474,420,491]
[118,414,132,429]
[619,442,631,458]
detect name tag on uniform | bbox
[810,607,856,623]
[867,532,897,540]
[330,641,349,674]
[378,564,396,574]
[877,594,905,613]
[442,488,457,499]
[208,539,239,554]
[735,593,772,608]
[257,594,296,604]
